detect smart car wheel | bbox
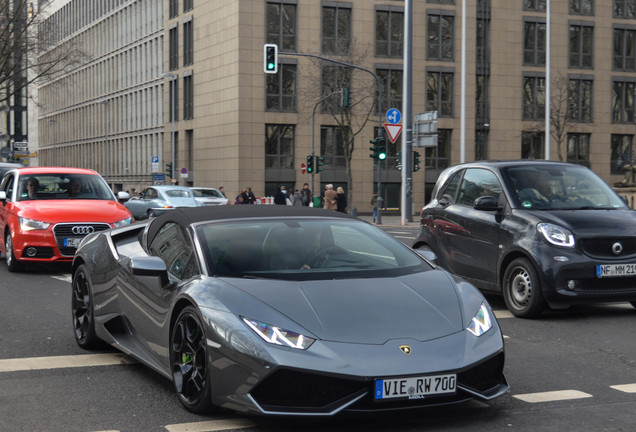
[5,232,23,272]
[71,264,100,349]
[170,306,213,413]
[502,258,545,318]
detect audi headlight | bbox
[113,217,134,228]
[19,217,51,231]
[242,317,315,350]
[466,303,493,337]
[537,223,575,248]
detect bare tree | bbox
[0,0,86,109]
[298,42,378,211]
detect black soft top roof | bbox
[146,205,356,246]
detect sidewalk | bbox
[355,213,420,229]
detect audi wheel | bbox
[5,232,23,273]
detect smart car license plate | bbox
[374,374,456,400]
[596,264,636,278]
[64,238,82,248]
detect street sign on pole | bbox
[384,124,403,143]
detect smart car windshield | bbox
[17,174,115,201]
[502,165,628,210]
[197,218,429,280]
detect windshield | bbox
[17,173,115,201]
[502,165,628,210]
[197,218,430,280]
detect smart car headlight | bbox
[537,223,575,248]
[19,217,51,231]
[242,317,315,350]
[113,217,134,228]
[466,303,493,337]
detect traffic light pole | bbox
[279,51,384,223]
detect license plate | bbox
[63,238,82,248]
[596,263,636,278]
[374,373,456,400]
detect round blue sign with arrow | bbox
[386,108,401,125]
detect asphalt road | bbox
[1,232,636,432]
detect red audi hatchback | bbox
[0,167,133,272]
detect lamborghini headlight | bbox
[243,317,315,350]
[19,217,51,231]
[466,303,493,337]
[113,217,134,228]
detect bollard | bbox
[351,206,357,218]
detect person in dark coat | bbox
[336,186,347,213]
[273,185,287,205]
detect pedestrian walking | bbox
[323,184,337,210]
[336,186,347,213]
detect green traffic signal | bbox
[306,155,314,173]
[264,44,278,74]
[378,138,387,160]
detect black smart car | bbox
[413,160,636,318]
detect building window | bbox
[169,0,178,19]
[427,12,454,61]
[475,129,489,161]
[183,19,193,66]
[168,78,179,122]
[614,28,636,71]
[184,0,193,12]
[322,5,351,55]
[265,124,295,169]
[570,0,594,15]
[524,0,546,11]
[169,26,178,71]
[476,74,489,122]
[426,70,454,117]
[184,74,193,120]
[611,134,634,173]
[425,129,451,170]
[266,2,297,52]
[523,75,545,121]
[266,63,297,112]
[569,23,593,68]
[321,64,352,113]
[521,131,545,159]
[568,78,592,122]
[376,9,404,58]
[612,79,636,123]
[614,1,636,18]
[523,20,546,66]
[377,68,403,115]
[320,126,347,168]
[567,133,590,166]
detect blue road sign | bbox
[386,108,401,125]
[152,156,159,164]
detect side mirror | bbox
[117,191,131,202]
[414,247,438,265]
[0,191,6,201]
[125,255,172,288]
[474,196,501,211]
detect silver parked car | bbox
[124,185,201,219]
[189,187,229,205]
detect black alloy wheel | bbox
[502,257,545,318]
[5,232,23,272]
[71,264,100,349]
[171,306,213,413]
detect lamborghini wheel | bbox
[71,264,100,349]
[5,232,23,273]
[171,306,213,413]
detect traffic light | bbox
[377,138,386,160]
[369,138,380,160]
[413,151,421,172]
[316,156,325,172]
[341,87,351,107]
[165,162,173,177]
[396,151,402,171]
[263,43,278,74]
[306,155,314,173]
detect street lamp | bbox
[47,118,56,166]
[162,72,177,182]
[98,100,109,180]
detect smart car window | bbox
[149,222,199,280]
[439,171,462,201]
[457,169,501,206]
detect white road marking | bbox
[611,383,636,393]
[164,419,256,432]
[0,353,136,373]
[494,309,514,319]
[52,274,72,283]
[513,390,592,403]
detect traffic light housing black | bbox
[377,138,387,160]
[369,138,380,159]
[306,155,314,173]
[316,156,325,172]
[413,151,421,172]
[396,151,402,171]
[165,162,173,177]
[342,87,351,107]
[264,44,278,74]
